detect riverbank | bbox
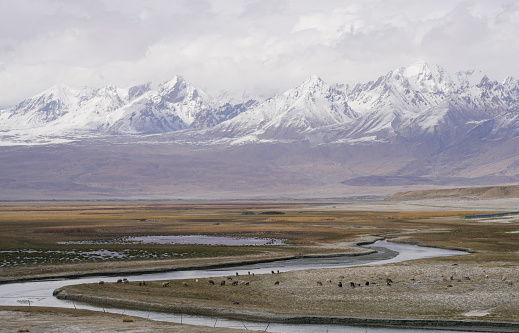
[0,306,259,332]
[55,259,519,332]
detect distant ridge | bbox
[386,185,519,201]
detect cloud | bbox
[0,0,518,107]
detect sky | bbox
[1,0,519,107]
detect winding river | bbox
[0,240,477,332]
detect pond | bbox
[58,235,286,246]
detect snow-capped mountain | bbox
[0,75,254,136]
[1,62,519,147]
[209,75,357,141]
[3,62,519,199]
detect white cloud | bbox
[0,0,518,107]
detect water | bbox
[58,234,286,246]
[0,240,476,332]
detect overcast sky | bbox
[1,0,519,107]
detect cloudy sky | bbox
[1,0,518,107]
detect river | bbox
[0,240,483,333]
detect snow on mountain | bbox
[1,62,519,148]
[210,75,357,141]
[0,75,253,136]
[103,76,217,134]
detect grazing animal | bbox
[386,278,393,284]
[245,281,250,286]
[208,280,215,285]
[339,275,345,279]
[349,282,355,288]
[232,281,239,286]
[272,271,275,274]
[274,281,280,285]
[139,282,142,286]
[141,281,146,286]
[98,281,105,285]
[252,273,255,277]
[338,282,343,287]
[236,272,239,276]
[116,279,123,284]
[248,271,251,275]
[227,276,233,280]
[123,279,129,285]
[317,281,323,286]
[277,270,280,274]
[182,282,188,287]
[327,279,332,283]
[162,282,170,287]
[365,281,370,286]
[220,281,226,286]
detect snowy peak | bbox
[160,75,205,104]
[396,62,454,93]
[210,76,356,140]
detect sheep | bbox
[182,282,188,287]
[236,272,239,276]
[338,282,343,288]
[123,278,129,285]
[162,282,170,287]
[98,281,105,285]
[326,279,332,283]
[365,281,370,286]
[116,279,123,284]
[277,270,280,274]
[208,280,215,285]
[272,270,275,274]
[232,281,239,286]
[386,278,393,284]
[317,281,323,286]
[274,281,280,285]
[220,280,226,286]
[349,282,355,288]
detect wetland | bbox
[1,200,519,332]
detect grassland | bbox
[1,201,518,281]
[2,200,519,330]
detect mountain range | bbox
[1,62,519,200]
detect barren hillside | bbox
[386,185,519,201]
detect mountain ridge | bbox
[2,62,519,146]
[2,62,519,199]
